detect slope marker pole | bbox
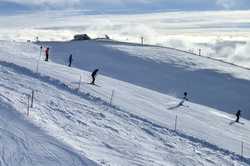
[27,95,30,116]
[174,115,178,131]
[241,141,244,160]
[110,90,115,105]
[141,37,144,46]
[78,75,82,91]
[31,90,34,108]
[36,46,42,73]
[36,60,39,73]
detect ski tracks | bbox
[0,60,249,165]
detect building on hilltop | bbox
[73,34,91,41]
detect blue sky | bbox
[0,0,250,14]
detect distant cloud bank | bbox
[0,10,250,68]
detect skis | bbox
[229,121,245,125]
[168,102,189,110]
[87,82,101,87]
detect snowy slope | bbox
[0,101,97,166]
[0,80,97,165]
[0,41,249,165]
[43,40,250,120]
[0,41,98,166]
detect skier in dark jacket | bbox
[179,92,188,106]
[91,69,99,85]
[45,47,49,61]
[68,54,73,67]
[183,92,188,101]
[235,110,241,123]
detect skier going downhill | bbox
[235,110,241,123]
[183,92,188,101]
[68,54,73,67]
[179,92,188,106]
[90,69,99,85]
[45,47,49,61]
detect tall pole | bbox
[78,75,82,91]
[141,37,144,46]
[36,46,43,73]
[110,90,115,105]
[31,90,34,108]
[27,95,30,116]
[40,46,43,59]
[174,115,178,131]
[36,61,39,73]
[241,141,244,160]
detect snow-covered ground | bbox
[45,40,250,120]
[0,59,97,165]
[0,101,97,166]
[0,40,249,165]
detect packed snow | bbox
[0,40,249,165]
[0,67,97,165]
[45,40,250,119]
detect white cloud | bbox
[216,0,249,9]
[216,0,237,9]
[1,10,250,67]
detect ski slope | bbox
[0,101,97,166]
[44,40,250,120]
[0,40,249,165]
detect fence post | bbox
[36,46,43,73]
[31,90,34,108]
[27,95,30,116]
[174,115,178,131]
[110,90,115,105]
[199,49,201,56]
[141,37,144,46]
[35,60,39,73]
[78,75,82,91]
[241,141,244,160]
[40,46,42,58]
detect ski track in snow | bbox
[0,51,249,165]
[45,40,250,120]
[0,96,97,166]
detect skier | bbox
[90,69,99,85]
[45,47,49,61]
[235,110,241,123]
[179,92,188,106]
[183,92,188,101]
[68,54,73,67]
